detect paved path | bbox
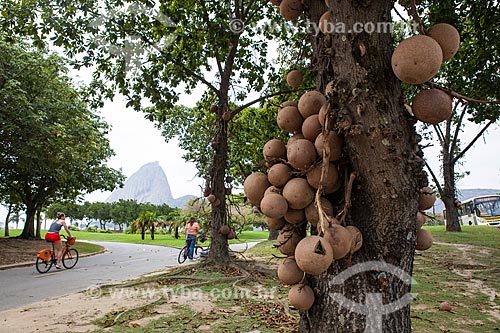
[0,241,261,312]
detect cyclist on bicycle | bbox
[44,212,72,269]
[185,217,199,260]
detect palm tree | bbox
[132,211,161,240]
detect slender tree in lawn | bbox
[419,0,500,232]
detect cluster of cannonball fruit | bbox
[244,71,366,310]
[416,186,436,251]
[392,23,461,125]
[218,224,236,240]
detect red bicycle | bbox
[35,235,79,273]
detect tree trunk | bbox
[442,152,461,231]
[150,224,155,240]
[299,1,426,332]
[174,226,179,239]
[20,203,36,239]
[4,204,12,237]
[35,209,42,239]
[141,225,145,240]
[268,228,279,241]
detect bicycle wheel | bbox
[35,257,53,274]
[62,248,79,269]
[178,246,188,264]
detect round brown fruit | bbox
[289,284,315,311]
[417,212,426,229]
[266,216,286,230]
[323,225,353,260]
[287,133,305,145]
[286,70,303,87]
[302,115,322,142]
[295,236,334,275]
[227,230,236,239]
[279,0,302,21]
[427,23,460,61]
[416,228,433,251]
[298,91,327,118]
[219,225,231,235]
[318,103,329,128]
[275,229,303,255]
[319,11,332,34]
[207,194,216,203]
[304,198,334,226]
[277,105,303,133]
[268,163,292,187]
[439,301,452,312]
[210,105,218,113]
[391,35,443,84]
[270,0,281,6]
[345,226,363,253]
[263,139,287,162]
[287,139,317,171]
[315,131,344,161]
[264,186,283,197]
[244,172,271,207]
[280,100,298,109]
[284,208,305,225]
[412,88,452,125]
[213,199,221,206]
[260,193,289,219]
[306,163,340,194]
[282,178,315,210]
[222,112,232,121]
[418,186,436,211]
[277,256,304,285]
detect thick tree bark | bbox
[299,1,426,332]
[20,202,36,239]
[442,151,461,231]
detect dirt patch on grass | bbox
[0,238,48,266]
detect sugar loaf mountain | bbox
[106,162,195,208]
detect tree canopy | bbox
[0,39,124,238]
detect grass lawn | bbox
[426,225,500,249]
[2,229,270,248]
[72,226,500,333]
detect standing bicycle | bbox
[177,233,209,264]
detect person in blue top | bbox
[44,212,72,269]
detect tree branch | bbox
[407,0,427,35]
[231,88,310,116]
[425,82,500,105]
[424,159,444,197]
[433,124,445,147]
[450,104,467,157]
[146,41,227,105]
[453,119,495,163]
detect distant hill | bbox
[432,188,500,213]
[106,162,195,208]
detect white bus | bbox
[458,195,500,226]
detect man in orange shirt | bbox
[185,217,200,260]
